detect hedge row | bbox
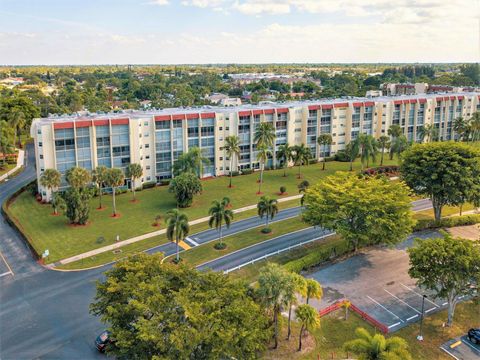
[283,238,351,273]
[414,213,480,231]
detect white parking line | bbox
[462,339,480,352]
[442,302,448,306]
[406,314,419,321]
[184,237,199,246]
[384,289,421,314]
[400,283,439,308]
[0,251,14,277]
[0,271,13,278]
[426,307,436,314]
[367,295,404,323]
[388,321,402,329]
[441,347,461,360]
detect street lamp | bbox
[417,294,427,341]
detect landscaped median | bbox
[5,157,397,266]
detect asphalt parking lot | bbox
[0,251,14,278]
[441,336,480,360]
[307,231,462,332]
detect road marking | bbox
[366,296,404,322]
[388,321,402,329]
[400,283,439,307]
[0,271,13,278]
[442,302,448,306]
[184,237,199,247]
[178,241,191,250]
[462,339,480,352]
[450,341,462,349]
[0,251,14,277]
[406,314,419,321]
[384,289,421,314]
[441,347,461,360]
[426,307,436,314]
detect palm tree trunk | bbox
[459,203,463,216]
[132,179,136,201]
[219,225,223,245]
[322,158,326,170]
[229,158,233,188]
[176,237,180,262]
[349,158,353,171]
[298,324,305,351]
[99,186,103,209]
[112,188,117,216]
[287,304,292,340]
[298,164,301,179]
[380,146,385,166]
[258,162,263,194]
[273,310,279,349]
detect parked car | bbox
[467,328,480,345]
[95,330,112,352]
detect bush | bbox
[214,242,227,250]
[280,186,286,194]
[362,165,399,177]
[230,171,240,177]
[160,180,171,186]
[242,169,253,175]
[308,158,317,165]
[324,156,336,162]
[283,238,351,273]
[142,181,156,189]
[413,214,480,231]
[261,227,272,234]
[334,150,350,162]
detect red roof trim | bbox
[154,115,171,121]
[53,122,74,130]
[457,95,464,100]
[450,96,456,100]
[352,102,363,107]
[252,110,263,115]
[409,99,417,104]
[418,98,427,104]
[172,114,185,120]
[75,120,92,128]
[364,101,375,107]
[111,118,129,125]
[263,109,275,114]
[94,119,109,126]
[435,97,443,102]
[200,112,216,119]
[321,104,333,109]
[238,110,251,117]
[393,100,403,105]
[308,105,320,110]
[186,113,199,120]
[334,102,348,108]
[276,108,289,114]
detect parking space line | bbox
[0,271,13,278]
[442,302,448,306]
[0,251,14,277]
[441,347,461,360]
[400,283,439,308]
[406,314,419,321]
[462,339,480,352]
[426,308,436,314]
[384,289,421,314]
[366,295,404,322]
[388,321,402,329]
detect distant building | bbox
[0,77,24,88]
[382,83,478,96]
[366,90,382,97]
[207,93,241,106]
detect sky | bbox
[0,0,479,65]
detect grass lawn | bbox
[0,163,16,177]
[413,203,476,221]
[7,157,396,263]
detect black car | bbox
[95,330,112,352]
[467,328,480,345]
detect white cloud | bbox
[148,0,169,5]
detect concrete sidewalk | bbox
[53,194,303,266]
[0,149,24,182]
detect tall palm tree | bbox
[343,327,412,360]
[377,135,390,166]
[40,168,62,213]
[292,144,311,179]
[387,124,402,138]
[9,109,25,148]
[305,278,323,304]
[345,140,360,171]
[256,143,271,195]
[173,147,210,178]
[224,135,240,188]
[390,134,408,160]
[189,146,210,178]
[92,165,108,209]
[126,163,143,201]
[298,180,310,206]
[317,134,332,170]
[295,304,320,352]
[257,196,278,231]
[285,273,307,340]
[418,124,438,143]
[65,166,91,189]
[0,120,15,167]
[253,122,276,148]
[276,142,293,177]
[453,117,468,141]
[105,168,125,217]
[357,134,377,169]
[165,209,190,262]
[208,198,234,248]
[470,112,480,142]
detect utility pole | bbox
[417,294,427,341]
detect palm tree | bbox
[357,134,377,169]
[417,124,438,143]
[387,124,402,138]
[390,134,408,160]
[224,135,240,188]
[126,163,143,201]
[257,196,278,232]
[317,134,332,170]
[285,273,307,340]
[173,147,209,178]
[253,122,276,148]
[453,117,468,141]
[277,142,293,177]
[377,135,390,166]
[470,112,480,142]
[343,327,412,360]
[298,180,310,206]
[0,120,15,167]
[65,167,91,189]
[165,209,190,262]
[40,168,62,212]
[292,144,311,179]
[305,278,323,304]
[9,109,25,148]
[345,140,360,171]
[208,198,234,248]
[92,165,108,209]
[105,168,125,217]
[295,304,320,352]
[189,146,210,178]
[256,143,271,195]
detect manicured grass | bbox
[0,163,15,177]
[172,216,310,267]
[413,203,476,221]
[56,198,301,269]
[8,158,395,263]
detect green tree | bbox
[470,112,480,141]
[305,278,323,304]
[277,142,293,177]
[317,134,332,170]
[257,196,278,232]
[256,143,271,195]
[0,120,14,166]
[63,187,92,225]
[208,197,233,248]
[298,180,310,206]
[292,144,311,179]
[9,109,25,148]
[377,135,390,166]
[390,134,409,159]
[39,168,62,212]
[343,327,411,360]
[165,209,190,262]
[51,192,66,215]
[168,172,202,208]
[357,134,377,169]
[400,142,480,221]
[417,124,439,143]
[90,254,270,359]
[125,163,143,201]
[257,263,290,349]
[105,168,125,217]
[453,117,468,142]
[408,233,480,326]
[224,135,240,188]
[285,273,307,340]
[345,140,360,171]
[303,172,415,252]
[295,304,320,352]
[173,147,210,178]
[91,165,108,209]
[253,121,276,148]
[65,166,91,189]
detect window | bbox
[146,155,150,159]
[39,142,42,147]
[146,166,151,170]
[40,155,43,159]
[145,144,150,149]
[144,121,149,126]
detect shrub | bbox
[261,227,272,234]
[230,171,240,177]
[160,180,171,186]
[413,214,480,231]
[324,156,336,162]
[214,242,227,250]
[334,150,350,162]
[142,181,156,189]
[308,158,317,165]
[280,186,286,194]
[362,165,399,177]
[242,169,253,175]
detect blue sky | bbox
[0,0,477,64]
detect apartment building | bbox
[31,92,480,200]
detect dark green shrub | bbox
[280,186,286,194]
[334,150,350,162]
[142,181,156,189]
[214,243,227,250]
[413,214,480,231]
[230,171,240,177]
[261,227,272,234]
[242,169,253,175]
